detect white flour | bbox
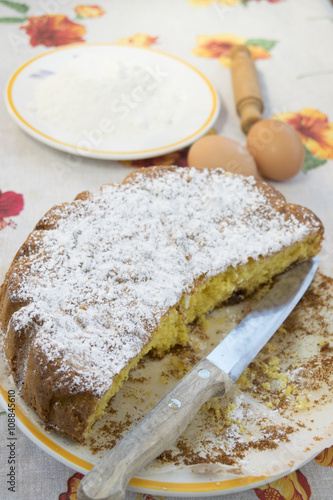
[28,54,185,139]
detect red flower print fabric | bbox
[0,190,24,230]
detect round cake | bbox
[0,166,324,442]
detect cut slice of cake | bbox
[0,166,323,442]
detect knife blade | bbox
[78,257,319,500]
[208,256,319,382]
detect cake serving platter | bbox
[1,268,333,497]
[5,44,220,161]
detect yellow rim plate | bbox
[1,305,331,497]
[0,380,271,495]
[2,376,324,497]
[6,44,220,160]
[1,378,326,497]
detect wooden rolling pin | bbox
[230,45,264,134]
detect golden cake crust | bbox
[0,166,324,441]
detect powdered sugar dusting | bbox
[8,168,320,397]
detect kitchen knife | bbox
[78,257,319,500]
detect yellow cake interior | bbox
[83,232,321,438]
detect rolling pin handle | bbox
[230,45,264,134]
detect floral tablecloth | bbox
[0,0,333,499]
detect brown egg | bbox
[187,135,260,179]
[247,119,305,181]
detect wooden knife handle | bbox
[77,358,233,500]
[230,45,264,134]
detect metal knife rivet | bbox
[168,398,181,410]
[198,369,211,379]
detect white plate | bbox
[5,44,220,160]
